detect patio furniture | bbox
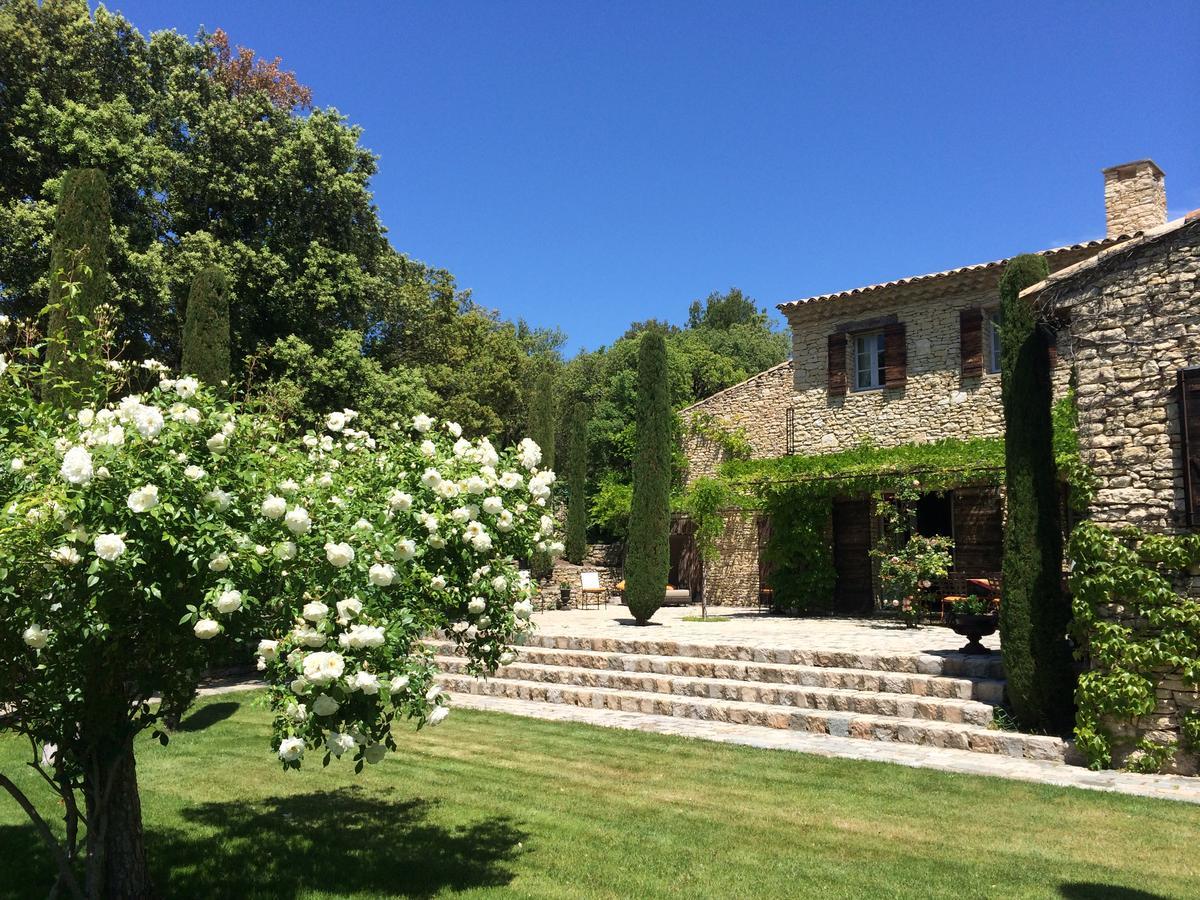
[579,571,606,609]
[939,572,1001,622]
[663,588,691,606]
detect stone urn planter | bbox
[950,612,998,655]
[558,583,572,610]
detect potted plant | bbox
[948,594,998,654]
[558,581,572,610]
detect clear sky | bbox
[98,1,1198,353]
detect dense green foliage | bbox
[1069,522,1200,772]
[1052,387,1098,514]
[5,695,1200,899]
[564,404,588,564]
[180,266,231,389]
[42,167,109,408]
[998,254,1074,734]
[625,332,672,625]
[527,368,556,472]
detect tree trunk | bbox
[83,742,154,900]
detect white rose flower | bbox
[336,597,362,620]
[94,533,126,561]
[294,626,326,648]
[126,484,159,514]
[368,563,396,587]
[353,518,372,532]
[261,495,287,519]
[273,541,297,561]
[286,701,308,723]
[277,737,305,762]
[302,600,329,622]
[175,376,199,399]
[131,405,164,439]
[324,541,355,567]
[325,730,356,756]
[465,476,487,495]
[470,531,493,553]
[513,599,534,620]
[338,623,385,649]
[446,421,462,438]
[351,671,380,695]
[389,674,410,693]
[467,596,487,615]
[451,621,470,634]
[302,651,346,685]
[193,618,220,640]
[312,694,341,717]
[453,437,474,458]
[518,437,542,469]
[206,432,227,453]
[451,506,471,524]
[499,650,517,665]
[482,496,504,515]
[363,743,387,764]
[428,534,446,549]
[60,446,94,485]
[430,574,447,590]
[183,407,202,425]
[412,413,433,432]
[428,706,450,726]
[22,624,49,649]
[437,481,460,499]
[204,488,232,510]
[499,471,522,490]
[208,552,230,572]
[490,575,508,592]
[284,506,312,535]
[425,684,444,702]
[50,546,82,566]
[496,511,515,532]
[326,411,346,432]
[257,639,279,661]
[420,467,442,489]
[215,589,243,614]
[9,458,23,471]
[184,465,206,480]
[290,676,310,695]
[420,440,437,458]
[387,491,413,512]
[418,512,439,533]
[278,478,300,495]
[394,538,416,561]
[77,408,95,427]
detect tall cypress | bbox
[180,266,232,388]
[625,331,672,625]
[43,168,110,408]
[527,368,557,471]
[999,253,1075,732]
[564,403,589,565]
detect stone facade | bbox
[1103,159,1167,239]
[1034,215,1200,773]
[699,510,764,607]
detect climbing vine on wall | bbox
[688,412,753,462]
[1069,521,1200,771]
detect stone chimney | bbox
[1102,159,1166,238]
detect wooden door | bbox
[832,498,873,615]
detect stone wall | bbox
[1047,218,1200,773]
[699,510,764,607]
[1103,160,1167,239]
[535,543,623,610]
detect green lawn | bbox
[2,692,1198,899]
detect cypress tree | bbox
[180,266,232,388]
[998,253,1075,732]
[43,168,110,408]
[625,331,672,625]
[527,368,556,471]
[564,403,589,565]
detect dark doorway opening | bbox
[915,491,953,540]
[832,497,873,615]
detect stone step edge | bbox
[424,639,1005,702]
[516,632,1005,678]
[437,674,1065,760]
[434,656,997,725]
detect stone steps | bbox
[434,656,997,725]
[437,673,1065,761]
[428,640,1003,704]
[518,632,1006,679]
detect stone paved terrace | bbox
[530,604,999,658]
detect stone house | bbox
[679,159,1176,610]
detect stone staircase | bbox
[431,633,1067,761]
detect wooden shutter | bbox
[960,308,983,377]
[827,333,847,397]
[883,322,907,388]
[1179,368,1200,525]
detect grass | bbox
[3,691,1199,899]
[681,615,732,623]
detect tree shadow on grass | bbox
[151,785,527,899]
[1058,885,1169,900]
[0,823,56,900]
[176,701,241,732]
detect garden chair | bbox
[580,571,606,609]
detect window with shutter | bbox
[827,333,847,397]
[960,308,983,378]
[1179,368,1200,525]
[884,322,907,388]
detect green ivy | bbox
[688,411,753,462]
[1069,521,1200,772]
[1052,388,1098,513]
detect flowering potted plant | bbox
[947,594,998,654]
[871,484,954,627]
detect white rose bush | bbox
[0,330,559,896]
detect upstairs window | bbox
[853,331,886,391]
[985,309,1003,374]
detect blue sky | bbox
[101,1,1198,353]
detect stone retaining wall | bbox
[535,543,623,610]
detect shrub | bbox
[999,253,1075,733]
[625,331,671,625]
[180,266,232,389]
